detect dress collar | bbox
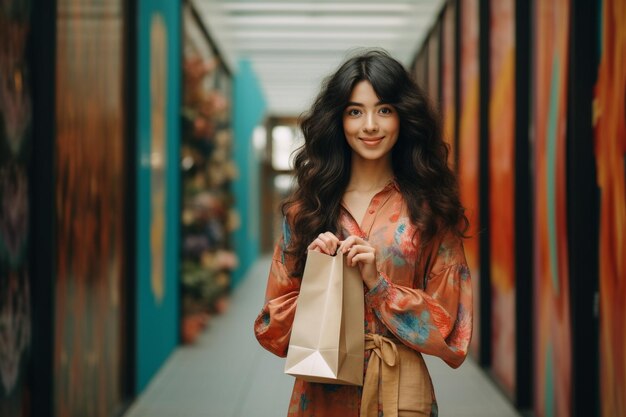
[386,177,400,192]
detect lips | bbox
[359,136,384,146]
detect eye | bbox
[379,106,393,115]
[346,108,362,117]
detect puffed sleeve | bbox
[365,230,473,368]
[253,218,301,357]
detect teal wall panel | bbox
[136,0,181,392]
[232,59,267,287]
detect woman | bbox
[254,49,472,417]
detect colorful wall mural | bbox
[54,1,127,415]
[136,0,181,392]
[0,1,32,416]
[179,4,237,344]
[441,3,456,168]
[489,0,516,396]
[411,0,626,414]
[458,0,481,359]
[532,1,573,416]
[594,0,626,416]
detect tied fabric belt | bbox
[360,333,400,417]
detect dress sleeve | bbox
[365,230,473,368]
[253,219,301,358]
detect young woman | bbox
[254,49,472,417]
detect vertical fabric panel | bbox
[0,2,33,416]
[532,1,572,416]
[427,29,440,105]
[458,0,481,359]
[136,0,181,392]
[441,3,457,167]
[594,0,626,415]
[489,0,516,396]
[54,1,126,415]
[413,50,428,91]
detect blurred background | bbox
[0,0,624,416]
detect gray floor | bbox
[124,257,521,417]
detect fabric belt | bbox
[360,333,400,417]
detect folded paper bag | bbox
[284,250,365,385]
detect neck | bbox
[347,154,394,192]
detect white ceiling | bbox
[193,0,444,117]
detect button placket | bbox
[362,191,394,238]
[341,181,397,238]
[360,201,377,237]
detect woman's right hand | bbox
[307,232,340,255]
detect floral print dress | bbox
[254,181,473,417]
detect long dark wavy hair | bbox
[282,49,469,277]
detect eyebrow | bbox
[345,101,389,107]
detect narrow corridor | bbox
[4,0,620,416]
[124,257,521,417]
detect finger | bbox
[321,236,341,255]
[348,245,374,257]
[312,235,331,254]
[346,246,355,266]
[307,237,326,253]
[339,236,370,253]
[347,245,374,266]
[317,233,338,253]
[307,240,319,251]
[352,253,376,265]
[322,232,340,254]
[346,245,368,265]
[308,239,328,254]
[339,236,357,253]
[318,239,334,255]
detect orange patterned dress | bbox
[254,181,473,417]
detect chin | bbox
[352,150,392,161]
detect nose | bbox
[362,113,379,133]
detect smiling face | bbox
[342,80,400,163]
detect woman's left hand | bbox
[338,236,379,290]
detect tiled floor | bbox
[124,257,522,417]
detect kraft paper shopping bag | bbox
[284,250,365,385]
